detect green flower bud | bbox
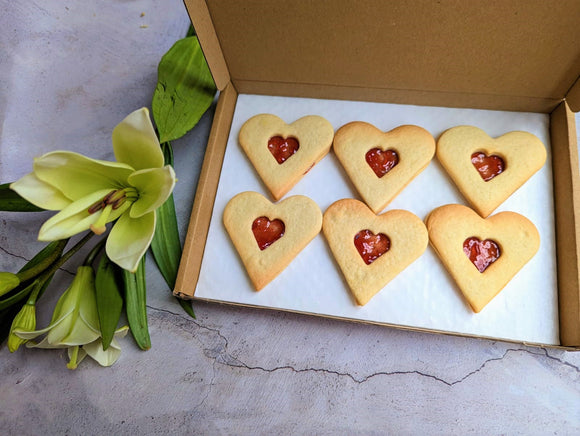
[8,304,36,352]
[14,266,129,369]
[0,272,20,296]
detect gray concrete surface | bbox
[0,1,579,434]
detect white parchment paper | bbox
[195,94,559,345]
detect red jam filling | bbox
[463,237,501,273]
[354,230,391,265]
[365,148,399,178]
[471,152,505,182]
[268,136,299,164]
[252,216,285,250]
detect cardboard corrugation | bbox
[177,0,580,347]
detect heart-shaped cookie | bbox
[437,126,547,217]
[323,199,428,305]
[239,114,335,200]
[223,191,322,291]
[333,122,435,213]
[426,204,540,313]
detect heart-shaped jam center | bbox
[365,148,399,178]
[354,229,391,265]
[252,216,285,250]
[471,152,505,182]
[268,136,299,164]
[463,237,501,273]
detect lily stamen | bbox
[88,188,138,235]
[111,197,126,210]
[87,190,116,214]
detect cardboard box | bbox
[175,0,580,348]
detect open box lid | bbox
[186,0,580,112]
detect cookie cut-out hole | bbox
[354,229,390,265]
[463,237,501,273]
[471,152,505,182]
[252,216,285,250]
[365,148,399,178]
[268,136,299,164]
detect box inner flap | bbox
[193,0,580,109]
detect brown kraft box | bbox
[174,0,580,349]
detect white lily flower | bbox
[11,108,176,272]
[15,266,128,369]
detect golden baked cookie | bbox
[426,204,540,313]
[436,126,547,217]
[333,122,435,213]
[238,114,334,200]
[223,191,322,291]
[323,198,428,306]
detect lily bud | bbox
[14,266,128,369]
[0,272,20,296]
[8,304,36,352]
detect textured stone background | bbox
[0,1,579,434]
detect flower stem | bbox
[31,232,94,304]
[46,232,94,275]
[83,238,106,267]
[67,346,80,370]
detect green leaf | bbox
[0,240,67,311]
[152,36,216,143]
[0,281,36,311]
[151,142,181,287]
[95,254,124,350]
[19,240,68,274]
[151,192,181,285]
[123,256,150,350]
[177,298,196,319]
[0,183,44,212]
[17,239,69,283]
[150,142,196,319]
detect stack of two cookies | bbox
[224,113,547,313]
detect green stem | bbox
[16,239,68,283]
[45,232,94,275]
[26,280,43,306]
[83,238,106,266]
[67,346,80,370]
[32,232,94,303]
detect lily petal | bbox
[38,189,131,241]
[34,151,134,201]
[111,108,164,171]
[106,211,155,272]
[15,307,73,341]
[128,165,176,218]
[83,326,129,367]
[26,335,69,349]
[10,173,72,210]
